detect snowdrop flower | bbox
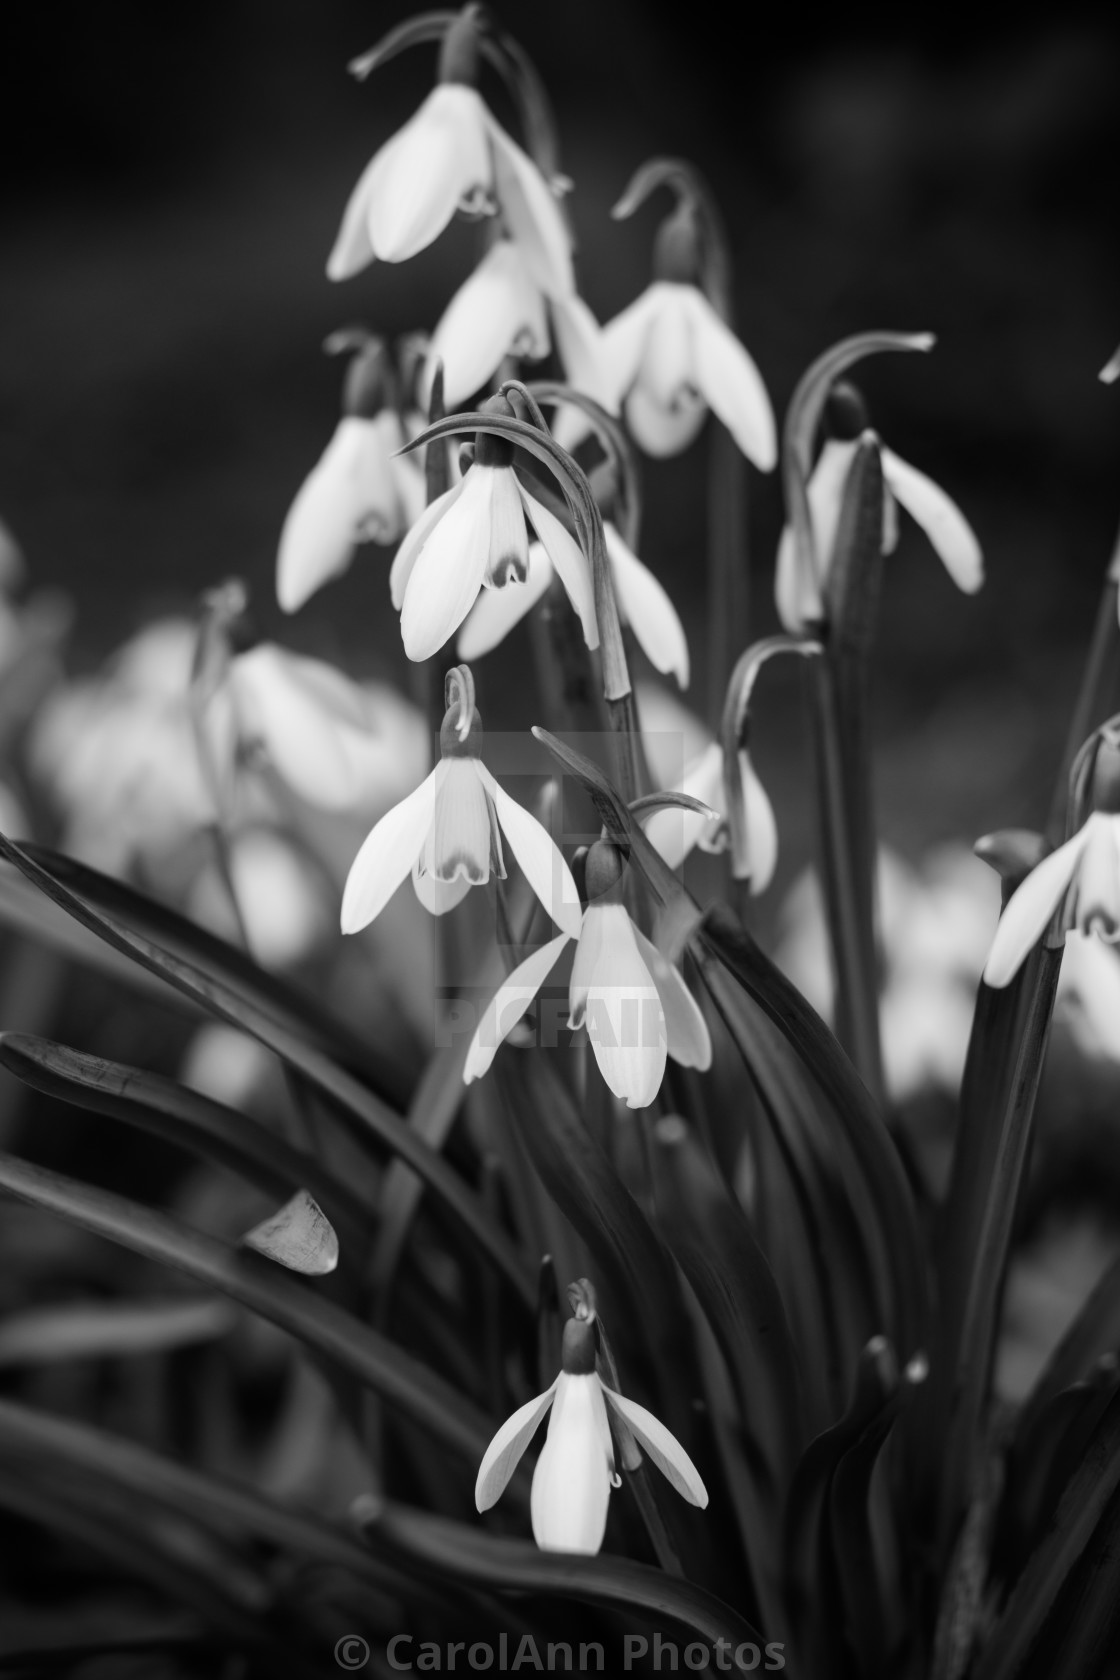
[984,812,1120,988]
[389,395,597,662]
[475,1302,707,1554]
[458,521,689,687]
[638,684,777,891]
[327,11,572,299]
[598,205,774,466]
[342,669,580,932]
[465,839,711,1109]
[775,386,983,632]
[277,339,426,614]
[425,240,550,410]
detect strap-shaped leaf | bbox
[1016,1248,1120,1447]
[0,837,532,1307]
[354,1497,766,1650]
[0,1297,233,1367]
[0,1150,494,1465]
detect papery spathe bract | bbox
[775,434,983,632]
[475,1312,707,1555]
[599,280,776,468]
[327,80,572,299]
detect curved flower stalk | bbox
[774,384,983,632]
[389,394,597,662]
[327,9,572,299]
[983,734,1120,987]
[598,181,775,467]
[464,838,711,1108]
[458,521,689,688]
[342,666,580,932]
[277,335,427,614]
[475,1291,707,1554]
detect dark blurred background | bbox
[1,0,1119,846]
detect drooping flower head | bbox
[276,334,428,615]
[341,665,581,932]
[465,837,711,1108]
[390,393,597,663]
[597,192,776,467]
[775,380,983,632]
[983,735,1120,987]
[475,1283,707,1554]
[328,7,572,300]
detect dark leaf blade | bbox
[0,1297,233,1367]
[0,839,533,1307]
[355,1499,766,1650]
[11,842,411,1104]
[1016,1249,1120,1446]
[0,1150,493,1465]
[0,1030,370,1243]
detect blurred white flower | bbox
[327,79,572,298]
[775,435,983,632]
[465,840,711,1110]
[277,411,427,614]
[475,1311,707,1554]
[598,281,776,467]
[458,523,688,687]
[389,434,597,663]
[983,812,1120,988]
[425,240,550,409]
[189,829,330,969]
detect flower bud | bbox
[582,839,626,903]
[560,1315,598,1375]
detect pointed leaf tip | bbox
[240,1190,339,1275]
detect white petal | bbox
[640,285,695,410]
[625,381,707,457]
[484,113,574,300]
[231,645,373,809]
[479,765,582,937]
[600,1386,708,1507]
[599,287,665,410]
[458,542,554,661]
[485,468,531,587]
[583,904,666,1109]
[1071,814,1120,938]
[428,241,549,410]
[982,825,1090,987]
[421,756,495,884]
[530,1375,613,1553]
[519,488,599,650]
[411,856,472,916]
[604,522,689,687]
[568,903,605,1028]
[682,287,776,470]
[632,927,712,1070]
[464,933,572,1082]
[326,150,381,281]
[773,438,858,630]
[365,86,490,265]
[399,469,495,661]
[643,741,723,869]
[475,1380,558,1511]
[389,482,465,610]
[881,447,984,594]
[340,769,437,932]
[277,418,402,613]
[730,752,779,894]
